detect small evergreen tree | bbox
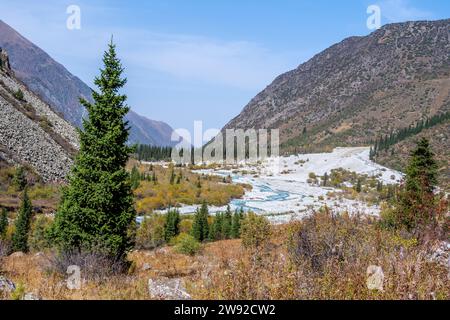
[355,179,362,193]
[169,168,175,185]
[13,88,25,101]
[0,207,8,238]
[231,209,243,238]
[51,40,136,261]
[12,166,27,192]
[209,212,223,241]
[12,188,33,252]
[191,202,209,242]
[130,165,141,190]
[376,181,383,193]
[322,172,329,187]
[164,209,180,242]
[222,205,232,239]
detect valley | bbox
[0,13,448,302]
[165,147,403,223]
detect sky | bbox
[0,0,449,134]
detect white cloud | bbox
[121,32,291,90]
[378,0,434,22]
[0,0,293,91]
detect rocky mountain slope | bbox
[0,20,179,147]
[0,51,76,182]
[223,19,450,156]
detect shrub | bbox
[13,88,25,101]
[11,282,26,300]
[49,247,129,281]
[240,213,271,249]
[290,210,366,272]
[179,219,193,234]
[0,208,8,238]
[173,233,201,256]
[135,214,165,250]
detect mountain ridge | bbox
[223,19,450,154]
[0,19,179,147]
[221,19,450,187]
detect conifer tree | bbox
[12,166,27,192]
[12,188,32,252]
[0,207,8,239]
[404,138,438,195]
[376,181,383,193]
[209,212,223,241]
[164,209,180,242]
[169,168,175,185]
[231,209,242,238]
[52,40,135,260]
[222,205,232,239]
[322,172,329,187]
[130,165,141,190]
[191,202,209,242]
[355,179,362,193]
[395,138,438,232]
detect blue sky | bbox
[1,0,449,133]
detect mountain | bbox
[0,50,77,182]
[0,19,179,147]
[223,19,450,155]
[222,19,450,188]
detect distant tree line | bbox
[135,144,173,162]
[370,111,450,159]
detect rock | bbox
[0,276,16,292]
[366,265,384,291]
[148,277,191,300]
[23,292,41,300]
[429,241,450,278]
[9,251,25,258]
[0,48,12,74]
[142,263,152,271]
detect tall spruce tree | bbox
[52,40,135,260]
[164,209,180,242]
[191,202,209,242]
[12,188,32,252]
[0,207,8,238]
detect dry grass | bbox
[0,211,448,300]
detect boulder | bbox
[9,251,25,258]
[23,292,41,300]
[366,265,384,291]
[148,277,191,300]
[142,263,152,271]
[0,276,16,292]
